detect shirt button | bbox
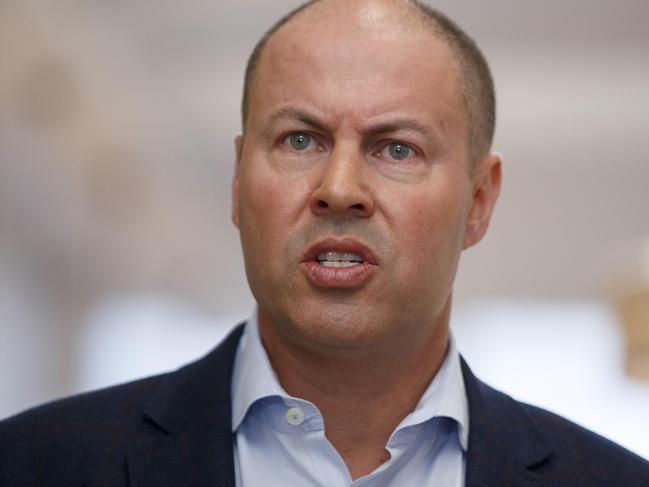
[286,407,305,426]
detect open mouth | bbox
[300,238,377,288]
[302,237,378,266]
[316,251,364,268]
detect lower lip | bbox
[300,261,376,288]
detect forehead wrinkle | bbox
[263,2,434,76]
[327,61,385,82]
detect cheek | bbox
[238,165,311,255]
[391,185,468,279]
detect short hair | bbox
[240,0,495,166]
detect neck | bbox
[257,302,451,479]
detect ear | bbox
[463,152,502,249]
[231,134,244,229]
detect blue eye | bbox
[387,143,413,161]
[288,133,312,151]
[383,142,414,161]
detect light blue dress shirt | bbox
[231,309,469,486]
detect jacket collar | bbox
[461,357,553,486]
[127,323,244,487]
[126,324,552,487]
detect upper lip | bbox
[301,237,379,265]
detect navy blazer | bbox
[1,323,648,486]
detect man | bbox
[1,0,647,485]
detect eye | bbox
[286,132,316,151]
[380,142,416,162]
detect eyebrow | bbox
[265,108,329,134]
[364,119,433,139]
[264,107,435,139]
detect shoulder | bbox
[521,401,649,472]
[0,374,167,485]
[0,372,166,438]
[0,324,244,486]
[0,323,245,442]
[461,360,649,485]
[495,386,649,483]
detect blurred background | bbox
[1,0,648,458]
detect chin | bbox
[284,302,394,350]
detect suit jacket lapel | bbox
[461,358,553,487]
[127,324,245,487]
[125,326,553,486]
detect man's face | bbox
[232,3,499,351]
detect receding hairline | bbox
[241,0,495,166]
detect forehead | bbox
[248,2,465,135]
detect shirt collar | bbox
[231,308,469,450]
[396,334,469,450]
[231,308,288,432]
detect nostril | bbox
[351,203,364,211]
[317,200,328,209]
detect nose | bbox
[309,148,374,218]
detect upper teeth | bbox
[317,251,363,267]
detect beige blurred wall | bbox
[1,0,648,417]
